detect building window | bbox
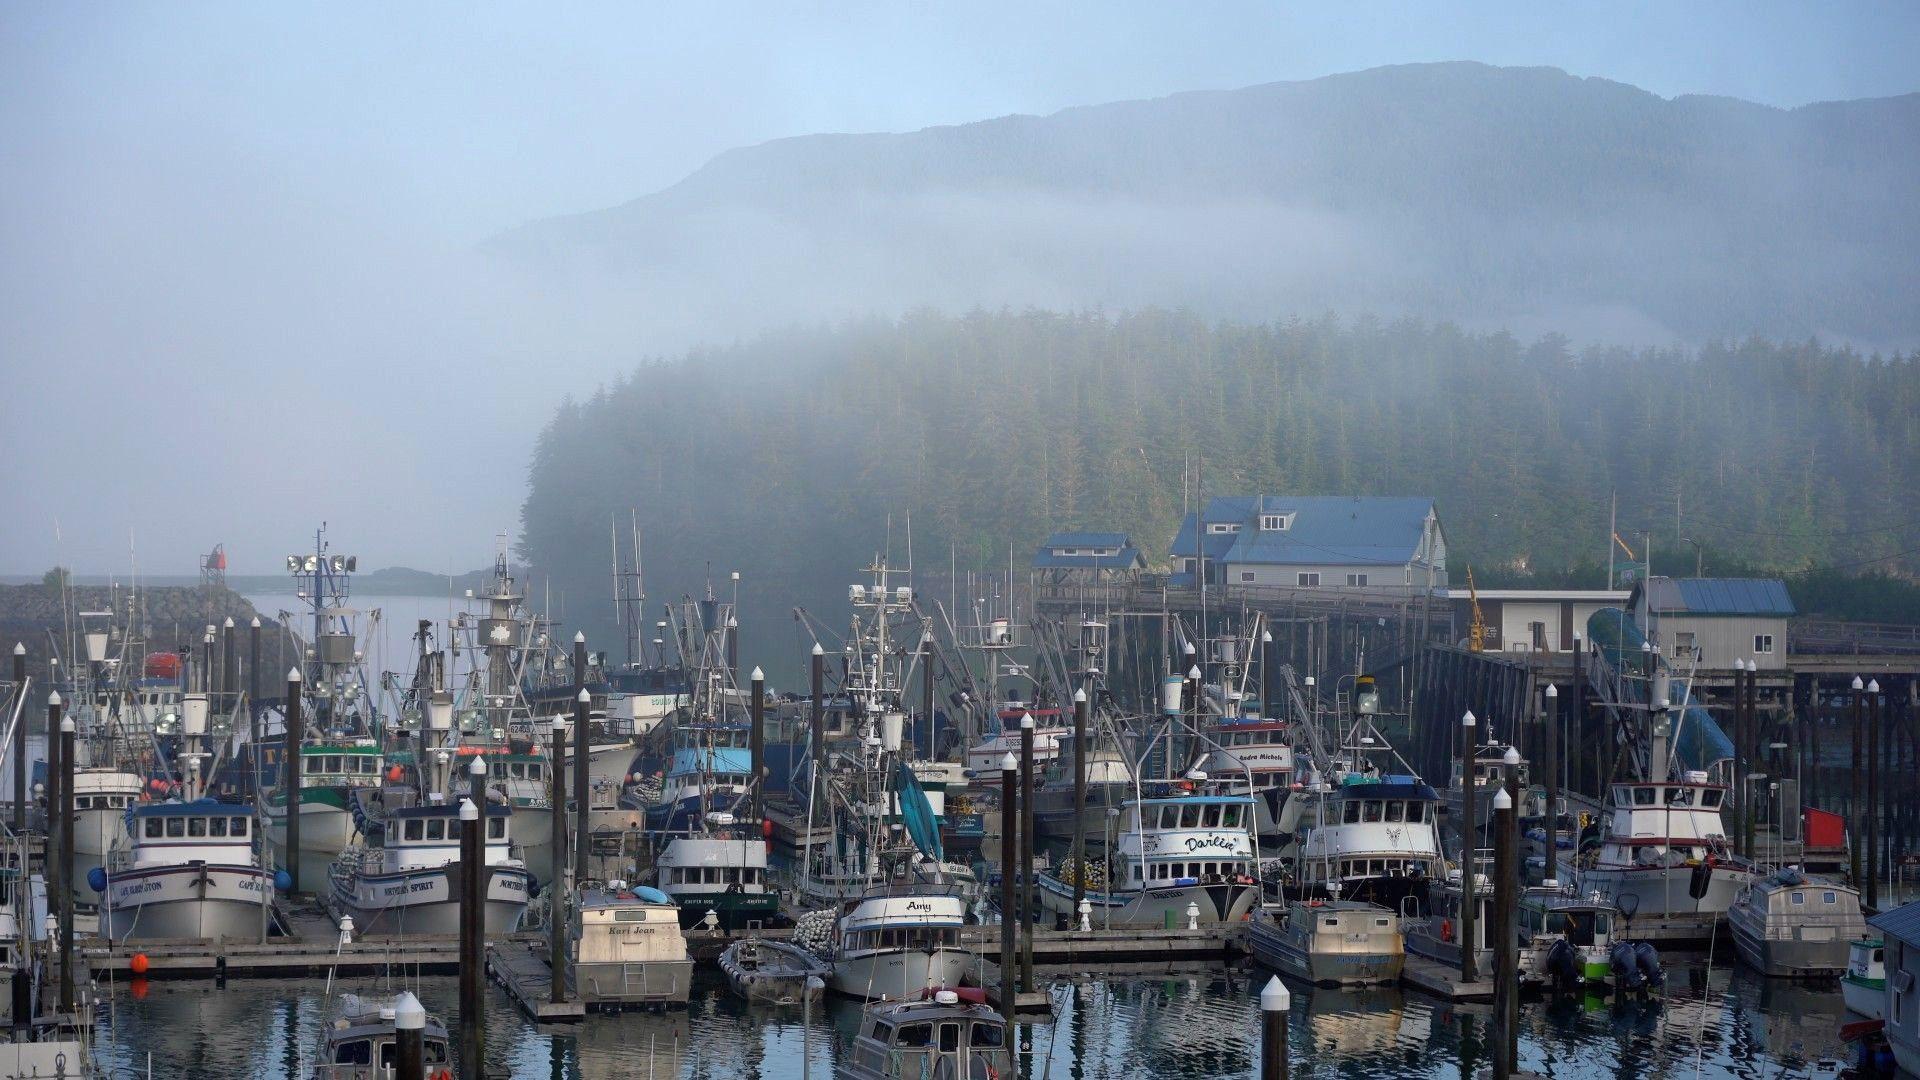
[1297,573,1320,587]
[1260,514,1292,532]
[1240,572,1255,583]
[1207,522,1241,534]
[1346,573,1369,587]
[1182,558,1196,573]
[1754,634,1774,655]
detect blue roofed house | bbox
[1031,531,1147,585]
[1168,496,1448,595]
[1628,576,1796,671]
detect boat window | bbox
[306,757,323,775]
[426,820,445,841]
[1408,802,1426,823]
[1376,918,1391,927]
[1824,891,1837,904]
[871,1022,894,1043]
[1222,806,1241,828]
[145,818,163,838]
[895,1023,932,1047]
[1202,806,1221,828]
[488,817,505,839]
[1322,916,1339,929]
[1363,802,1383,823]
[1179,806,1200,828]
[405,819,424,841]
[75,797,90,811]
[1791,892,1805,905]
[971,1021,1005,1048]
[1701,790,1723,808]
[940,1023,961,1053]
[209,817,228,837]
[166,817,186,838]
[232,817,248,836]
[334,1039,372,1065]
[424,1040,449,1065]
[1633,788,1656,806]
[1386,801,1405,823]
[1343,802,1360,824]
[1665,787,1693,806]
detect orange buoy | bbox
[130,953,150,975]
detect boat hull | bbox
[1728,917,1849,979]
[1037,873,1257,928]
[104,863,274,942]
[828,946,971,1001]
[331,864,533,936]
[570,959,694,1005]
[668,889,782,932]
[1842,975,1886,1020]
[266,798,360,861]
[1245,918,1402,986]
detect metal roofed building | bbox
[1031,531,1146,584]
[1629,576,1797,671]
[1168,495,1447,595]
[1870,900,1920,1076]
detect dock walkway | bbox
[487,941,586,1022]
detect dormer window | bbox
[1260,514,1293,532]
[1207,522,1241,535]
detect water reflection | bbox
[93,959,1857,1079]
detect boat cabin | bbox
[317,998,451,1079]
[127,801,256,867]
[846,993,1010,1080]
[381,805,512,872]
[1113,796,1258,889]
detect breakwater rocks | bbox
[0,584,282,687]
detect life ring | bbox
[1441,919,1454,943]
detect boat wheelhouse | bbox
[1518,884,1633,990]
[841,990,1011,1080]
[1443,738,1538,838]
[650,831,779,930]
[68,769,145,910]
[569,882,693,1005]
[1843,937,1886,1019]
[962,702,1069,774]
[310,994,451,1079]
[1578,772,1752,942]
[1294,776,1446,913]
[328,803,532,935]
[1032,731,1136,845]
[1040,794,1261,927]
[644,724,752,832]
[104,800,277,941]
[452,747,555,886]
[267,741,385,866]
[1193,715,1295,837]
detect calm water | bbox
[92,958,1857,1079]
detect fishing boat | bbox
[1292,773,1446,914]
[827,881,973,1001]
[1442,735,1538,840]
[1519,883,1637,991]
[1842,937,1886,1019]
[1031,730,1136,846]
[719,935,830,1005]
[840,988,1011,1080]
[962,700,1068,774]
[267,740,384,869]
[1577,770,1753,944]
[1727,867,1865,978]
[1402,867,1500,978]
[1038,793,1262,927]
[454,746,556,887]
[309,993,452,1078]
[1191,709,1295,838]
[102,799,281,941]
[644,718,752,832]
[67,767,144,909]
[569,881,693,1006]
[649,825,780,931]
[1245,896,1403,986]
[328,802,533,935]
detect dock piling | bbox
[11,644,23,834]
[750,667,766,826]
[394,990,425,1079]
[285,668,303,894]
[998,750,1017,1031]
[1490,781,1515,1080]
[1869,679,1882,908]
[1459,710,1478,983]
[549,716,568,1006]
[1259,975,1289,1080]
[1018,713,1035,994]
[57,705,74,1015]
[459,797,483,1080]
[1070,687,1088,923]
[573,635,589,884]
[1543,684,1559,884]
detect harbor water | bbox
[95,960,1854,1079]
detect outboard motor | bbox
[1633,941,1665,989]
[1545,938,1581,991]
[1610,940,1646,991]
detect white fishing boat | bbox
[569,881,693,1006]
[309,992,452,1079]
[267,740,383,868]
[650,827,780,931]
[1576,771,1752,943]
[1842,937,1886,1019]
[1192,713,1294,838]
[1245,897,1403,986]
[1727,867,1864,978]
[1293,774,1447,914]
[840,989,1011,1080]
[1039,793,1261,927]
[328,802,532,936]
[67,768,144,909]
[827,882,974,1001]
[102,799,279,941]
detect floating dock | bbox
[487,942,586,1022]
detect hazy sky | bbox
[4,2,1915,576]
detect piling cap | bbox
[1261,630,1272,644]
[1000,751,1018,772]
[47,690,61,707]
[1019,713,1034,730]
[1183,642,1195,655]
[577,688,591,703]
[1503,746,1521,766]
[812,643,824,656]
[1187,665,1201,680]
[1260,974,1290,1012]
[250,617,261,628]
[392,990,426,1030]
[1852,675,1864,690]
[1073,688,1086,703]
[224,616,235,628]
[751,666,764,682]
[552,717,567,734]
[469,755,487,775]
[60,716,74,734]
[1544,683,1557,699]
[1461,710,1475,727]
[1869,678,1881,694]
[11,643,22,656]
[1492,787,1513,811]
[288,667,303,683]
[574,631,586,643]
[459,798,479,821]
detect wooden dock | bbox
[1398,955,1496,1002]
[83,900,470,978]
[486,942,586,1023]
[962,925,1240,964]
